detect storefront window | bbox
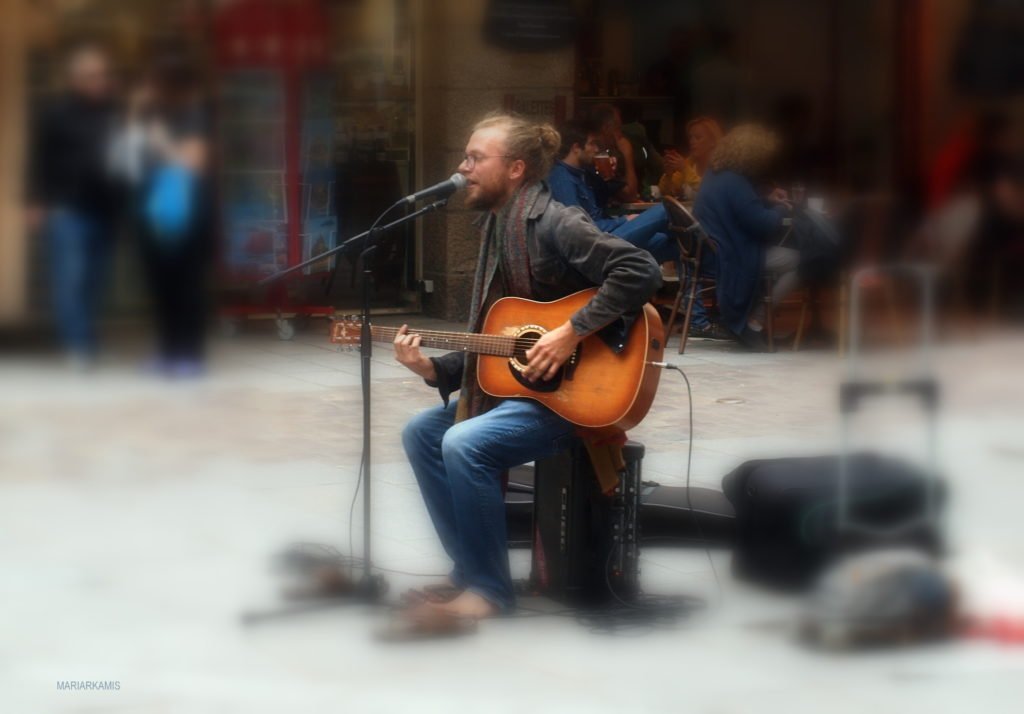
[23,0,418,319]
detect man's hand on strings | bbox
[523,321,582,382]
[394,325,437,381]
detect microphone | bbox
[401,173,467,205]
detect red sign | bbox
[213,0,329,69]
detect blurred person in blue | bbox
[548,118,678,267]
[694,124,797,350]
[116,49,212,377]
[656,116,734,341]
[26,42,120,369]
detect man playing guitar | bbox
[390,112,661,631]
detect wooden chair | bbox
[762,271,821,353]
[662,196,718,354]
[764,219,818,353]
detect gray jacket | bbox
[428,183,661,403]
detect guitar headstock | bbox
[329,316,363,350]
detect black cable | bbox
[343,460,449,578]
[348,458,363,563]
[570,363,724,632]
[538,364,717,633]
[285,198,431,586]
[277,541,448,580]
[371,566,449,578]
[562,546,705,634]
[663,362,724,605]
[344,199,408,571]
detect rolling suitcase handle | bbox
[838,263,942,537]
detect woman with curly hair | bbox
[693,124,796,349]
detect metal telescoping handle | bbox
[838,263,941,535]
[846,263,936,378]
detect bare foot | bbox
[429,590,499,619]
[420,576,460,591]
[419,578,459,592]
[400,580,462,607]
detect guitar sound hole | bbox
[509,330,562,392]
[512,339,532,367]
[510,330,539,366]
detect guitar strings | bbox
[368,327,541,346]
[338,323,580,360]
[355,326,546,354]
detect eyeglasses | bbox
[460,154,511,170]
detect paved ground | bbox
[3,318,1024,713]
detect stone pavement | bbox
[3,320,1024,713]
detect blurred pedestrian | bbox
[26,42,120,369]
[118,50,211,377]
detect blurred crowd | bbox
[917,111,1024,314]
[21,6,1024,368]
[548,98,1024,350]
[26,41,211,375]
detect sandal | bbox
[376,605,479,642]
[399,583,463,607]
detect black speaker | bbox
[529,440,643,605]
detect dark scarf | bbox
[456,180,627,495]
[455,181,543,423]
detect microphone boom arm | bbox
[257,198,449,286]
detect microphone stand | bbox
[255,198,448,286]
[243,197,449,625]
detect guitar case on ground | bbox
[722,453,945,591]
[723,265,947,591]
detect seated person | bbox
[588,103,639,202]
[548,118,677,265]
[659,116,723,200]
[694,124,798,349]
[619,100,664,194]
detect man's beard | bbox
[465,184,503,211]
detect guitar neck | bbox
[369,325,516,357]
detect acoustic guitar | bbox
[329,289,664,431]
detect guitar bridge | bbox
[563,345,581,381]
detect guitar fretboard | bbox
[369,325,533,357]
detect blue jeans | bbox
[47,208,111,356]
[402,398,576,611]
[685,251,719,329]
[611,204,678,264]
